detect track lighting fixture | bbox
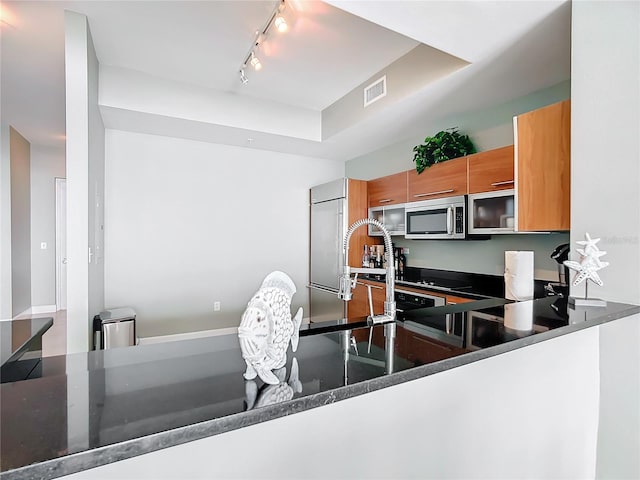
[274,15,288,33]
[238,0,291,83]
[250,52,262,71]
[239,69,249,85]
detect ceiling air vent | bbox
[363,75,387,107]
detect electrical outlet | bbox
[40,242,47,250]
[214,301,221,312]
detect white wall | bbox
[104,129,344,338]
[65,11,105,353]
[87,27,105,326]
[30,144,65,307]
[596,313,640,478]
[345,80,571,180]
[0,124,13,319]
[9,126,31,317]
[571,0,640,306]
[61,325,601,479]
[575,4,639,477]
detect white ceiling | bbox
[0,0,571,160]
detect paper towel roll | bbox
[504,251,534,301]
[504,301,534,331]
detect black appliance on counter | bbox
[394,289,465,347]
[395,289,445,313]
[549,243,571,297]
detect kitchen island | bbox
[1,297,637,480]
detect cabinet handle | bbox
[490,180,514,187]
[379,199,392,204]
[413,189,454,198]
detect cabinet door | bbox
[347,280,385,321]
[515,100,571,231]
[468,146,515,194]
[368,172,407,207]
[368,207,385,236]
[369,205,406,236]
[445,294,474,304]
[391,285,447,301]
[382,205,406,234]
[405,333,467,364]
[346,179,369,267]
[407,156,467,202]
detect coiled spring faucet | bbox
[338,218,396,325]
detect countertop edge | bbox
[1,317,53,367]
[2,303,638,480]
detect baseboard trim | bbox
[138,317,311,345]
[138,327,238,345]
[31,305,57,314]
[12,308,32,319]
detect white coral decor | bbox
[563,232,609,287]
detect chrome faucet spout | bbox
[339,218,396,325]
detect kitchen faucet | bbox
[338,218,396,374]
[339,218,396,325]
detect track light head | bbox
[274,15,288,33]
[239,69,249,85]
[250,53,262,71]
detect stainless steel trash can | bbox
[93,308,136,349]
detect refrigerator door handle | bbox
[337,208,344,276]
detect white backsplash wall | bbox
[394,233,570,280]
[104,129,344,338]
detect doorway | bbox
[55,178,67,311]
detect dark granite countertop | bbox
[360,266,552,299]
[1,299,637,480]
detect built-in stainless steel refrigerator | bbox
[309,178,348,322]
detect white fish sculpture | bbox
[238,271,303,385]
[245,358,303,410]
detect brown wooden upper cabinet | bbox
[407,156,467,201]
[515,99,571,231]
[467,146,515,194]
[368,171,407,207]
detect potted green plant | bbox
[412,128,476,174]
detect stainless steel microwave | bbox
[404,195,466,239]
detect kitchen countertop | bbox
[361,266,552,299]
[1,298,637,480]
